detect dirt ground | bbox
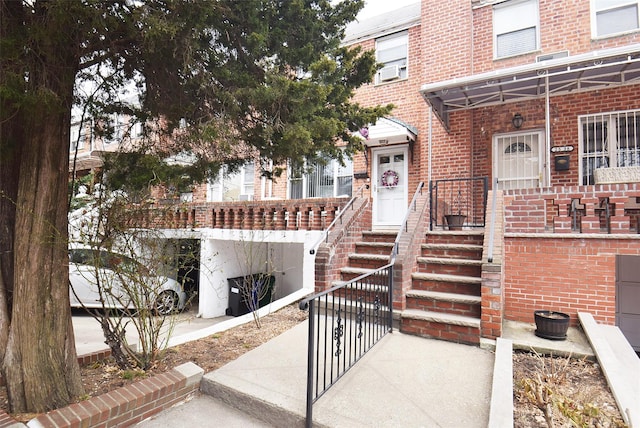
[0,305,629,426]
[513,351,627,427]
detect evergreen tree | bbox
[0,0,389,413]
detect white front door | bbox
[372,147,408,228]
[493,131,545,190]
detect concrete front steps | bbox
[401,230,484,345]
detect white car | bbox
[69,246,186,315]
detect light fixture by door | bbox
[512,113,524,129]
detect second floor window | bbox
[375,31,408,83]
[592,0,640,37]
[579,109,640,185]
[493,0,539,59]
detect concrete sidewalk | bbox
[138,322,494,427]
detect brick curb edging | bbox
[0,362,203,428]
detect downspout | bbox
[428,106,433,184]
[545,75,551,187]
[471,110,475,179]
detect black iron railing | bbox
[390,182,424,262]
[429,177,489,230]
[298,265,393,428]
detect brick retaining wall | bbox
[0,362,203,428]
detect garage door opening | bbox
[170,239,200,309]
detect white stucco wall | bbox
[159,228,321,318]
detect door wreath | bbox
[381,170,399,187]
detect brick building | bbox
[69,0,640,350]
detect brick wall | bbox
[501,184,640,326]
[504,235,639,326]
[350,22,428,196]
[314,198,371,291]
[469,0,640,75]
[0,362,203,428]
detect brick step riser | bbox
[427,235,483,246]
[411,279,480,296]
[400,319,480,345]
[362,234,397,244]
[354,245,392,255]
[339,272,391,286]
[421,249,482,259]
[348,259,390,270]
[416,264,481,277]
[405,298,481,318]
[332,288,391,307]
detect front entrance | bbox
[372,146,408,228]
[493,131,545,190]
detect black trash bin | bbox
[226,274,275,317]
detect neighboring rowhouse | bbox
[69,0,640,351]
[314,0,640,350]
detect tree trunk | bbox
[2,100,84,413]
[0,2,83,413]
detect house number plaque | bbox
[550,145,574,153]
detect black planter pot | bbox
[444,214,466,230]
[534,310,570,340]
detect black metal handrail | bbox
[309,183,367,255]
[390,181,424,263]
[429,177,489,230]
[298,264,393,428]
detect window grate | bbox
[580,110,640,185]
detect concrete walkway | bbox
[70,300,638,428]
[139,323,494,428]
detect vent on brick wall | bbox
[378,65,400,82]
[536,51,569,62]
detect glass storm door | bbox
[493,131,544,190]
[372,147,408,228]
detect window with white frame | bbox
[591,0,640,37]
[288,156,353,199]
[206,162,255,202]
[104,114,124,145]
[579,110,640,185]
[70,124,85,151]
[493,0,539,59]
[131,122,144,138]
[375,31,408,83]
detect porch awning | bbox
[420,44,640,131]
[359,117,418,147]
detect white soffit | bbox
[359,117,417,147]
[420,44,640,130]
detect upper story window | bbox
[493,0,539,59]
[288,156,353,199]
[375,31,408,84]
[592,0,640,37]
[579,109,640,185]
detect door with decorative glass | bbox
[372,147,407,228]
[493,131,544,190]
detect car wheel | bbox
[154,290,178,315]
